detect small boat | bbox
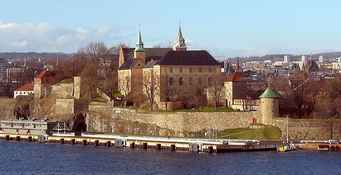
[277,143,296,152]
[277,116,296,152]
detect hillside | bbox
[0,52,71,60]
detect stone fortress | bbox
[29,66,341,141]
[11,26,341,141]
[91,86,341,140]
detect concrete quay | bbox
[0,132,278,153]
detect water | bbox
[0,141,341,175]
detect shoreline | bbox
[0,132,280,153]
[2,132,341,153]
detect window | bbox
[189,67,193,73]
[198,67,202,72]
[208,77,212,86]
[198,77,202,85]
[189,77,193,85]
[170,68,173,73]
[179,77,184,86]
[169,77,174,86]
[179,67,183,73]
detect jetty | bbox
[0,131,278,153]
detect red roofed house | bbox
[224,72,266,111]
[33,70,65,99]
[14,82,34,98]
[33,69,83,118]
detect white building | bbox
[14,82,34,98]
[283,55,289,63]
[318,56,324,63]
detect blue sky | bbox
[0,0,341,57]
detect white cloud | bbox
[11,40,28,47]
[0,21,124,53]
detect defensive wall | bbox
[273,118,341,140]
[108,108,261,137]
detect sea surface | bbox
[0,140,341,175]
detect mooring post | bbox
[171,144,176,152]
[143,143,148,149]
[130,142,135,149]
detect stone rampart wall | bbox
[51,83,73,98]
[273,118,341,140]
[112,108,261,136]
[55,99,74,116]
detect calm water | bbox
[0,141,341,175]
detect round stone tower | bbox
[259,87,280,125]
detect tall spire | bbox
[135,30,144,52]
[173,24,186,51]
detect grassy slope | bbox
[218,126,282,140]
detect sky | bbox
[0,0,341,57]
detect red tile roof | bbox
[35,70,63,85]
[16,82,33,91]
[36,70,48,79]
[226,72,242,81]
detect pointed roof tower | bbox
[135,30,144,52]
[259,87,281,98]
[173,25,187,51]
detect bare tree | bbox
[143,70,159,111]
[118,76,131,107]
[79,42,114,60]
[211,79,225,108]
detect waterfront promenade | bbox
[0,132,278,153]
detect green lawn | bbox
[217,125,281,140]
[59,78,73,84]
[174,106,236,112]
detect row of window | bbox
[168,67,219,73]
[2,123,44,129]
[14,91,33,95]
[169,77,214,86]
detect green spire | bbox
[259,87,281,98]
[135,30,144,52]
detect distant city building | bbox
[283,55,289,63]
[0,59,9,83]
[332,61,341,71]
[318,56,324,63]
[6,67,25,84]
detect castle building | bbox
[117,26,222,109]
